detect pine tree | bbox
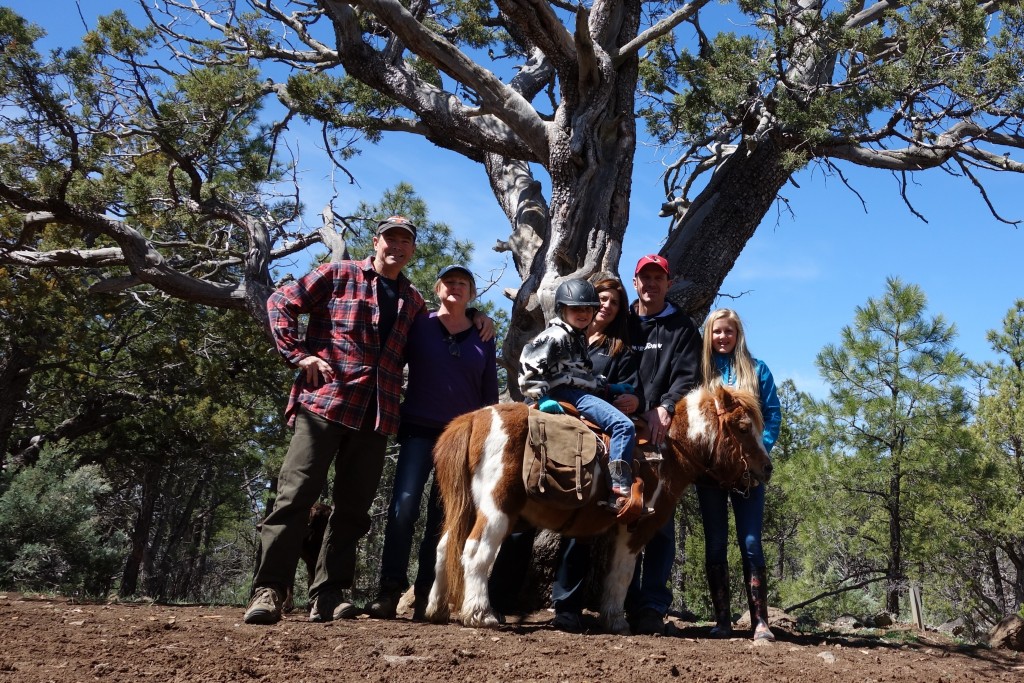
[972,300,1024,617]
[809,277,973,617]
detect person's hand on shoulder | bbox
[470,309,496,342]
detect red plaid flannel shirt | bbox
[267,257,425,435]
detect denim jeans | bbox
[695,482,766,568]
[254,406,387,599]
[378,426,444,600]
[552,536,590,614]
[549,386,635,468]
[626,516,676,615]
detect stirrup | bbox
[597,492,628,513]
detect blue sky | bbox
[13,1,1023,398]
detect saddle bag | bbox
[523,411,603,509]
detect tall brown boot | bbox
[744,565,775,641]
[706,563,733,638]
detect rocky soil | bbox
[2,592,1021,682]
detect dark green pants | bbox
[254,407,387,598]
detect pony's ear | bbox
[715,383,734,409]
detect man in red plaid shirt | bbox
[245,216,426,625]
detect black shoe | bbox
[710,622,733,638]
[365,589,400,620]
[630,608,665,635]
[551,611,583,633]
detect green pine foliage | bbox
[0,443,125,595]
[966,301,1024,627]
[777,278,980,624]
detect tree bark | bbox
[887,463,903,616]
[0,340,40,468]
[990,547,1007,615]
[494,3,642,377]
[121,462,163,597]
[665,139,793,316]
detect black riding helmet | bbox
[554,278,600,315]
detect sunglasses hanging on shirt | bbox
[445,334,460,358]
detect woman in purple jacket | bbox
[366,264,499,620]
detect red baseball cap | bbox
[634,254,670,276]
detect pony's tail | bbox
[433,409,480,614]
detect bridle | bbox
[702,399,757,496]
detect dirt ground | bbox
[2,592,1021,683]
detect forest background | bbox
[0,0,1022,643]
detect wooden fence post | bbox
[909,583,924,630]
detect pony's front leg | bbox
[459,512,509,628]
[425,531,450,623]
[600,526,636,635]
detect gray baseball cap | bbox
[376,215,417,239]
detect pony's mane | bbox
[726,386,764,434]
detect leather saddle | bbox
[537,401,658,526]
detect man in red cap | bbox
[625,253,702,634]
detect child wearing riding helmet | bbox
[518,278,637,510]
[697,308,782,641]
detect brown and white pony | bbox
[425,384,773,634]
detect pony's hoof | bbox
[462,609,501,629]
[753,624,776,644]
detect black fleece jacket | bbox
[627,301,702,414]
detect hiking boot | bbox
[244,586,283,625]
[309,589,359,622]
[629,607,665,636]
[551,611,583,633]
[365,587,401,620]
[335,601,359,619]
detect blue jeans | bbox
[626,516,676,615]
[549,387,635,468]
[552,536,590,614]
[378,426,445,600]
[695,483,766,569]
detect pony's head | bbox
[705,385,773,491]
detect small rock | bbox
[382,654,427,665]
[834,615,862,630]
[872,612,894,628]
[817,651,836,664]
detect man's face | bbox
[633,266,670,310]
[372,228,416,273]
